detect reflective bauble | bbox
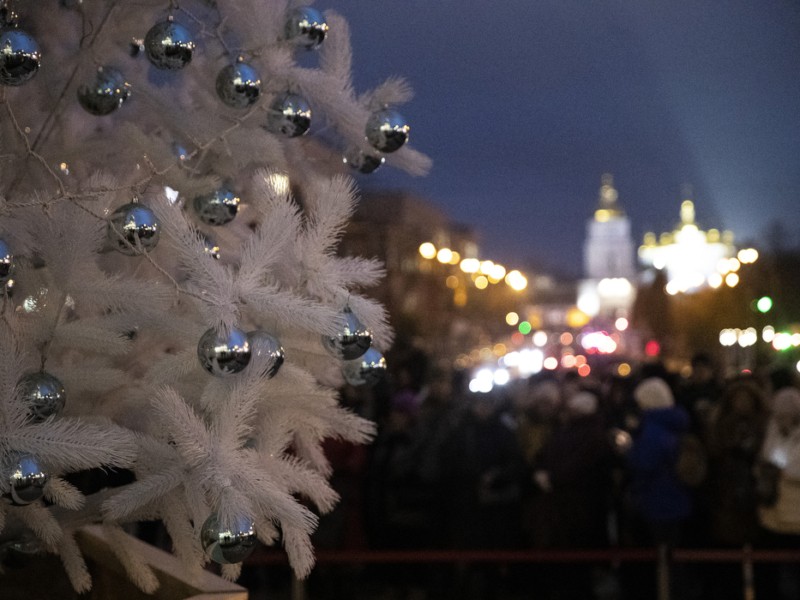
[201,234,221,260]
[144,19,195,70]
[17,371,66,423]
[322,308,372,360]
[193,187,240,226]
[284,7,328,50]
[343,148,385,174]
[365,108,410,153]
[107,203,160,255]
[77,66,131,116]
[201,513,257,564]
[0,239,13,284]
[216,62,261,109]
[197,326,251,376]
[342,348,387,387]
[4,454,48,505]
[248,330,285,379]
[265,93,311,138]
[0,29,41,86]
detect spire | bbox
[680,200,696,225]
[679,184,696,226]
[594,173,624,221]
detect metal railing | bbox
[247,545,800,600]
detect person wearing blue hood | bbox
[628,376,693,544]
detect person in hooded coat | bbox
[627,377,693,544]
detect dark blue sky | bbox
[338,1,800,277]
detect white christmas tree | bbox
[0,0,429,592]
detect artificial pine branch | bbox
[0,0,428,590]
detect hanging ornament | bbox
[365,108,410,153]
[16,372,66,423]
[0,5,19,28]
[0,29,41,86]
[201,513,257,565]
[248,330,285,379]
[144,18,195,70]
[343,147,385,174]
[0,239,14,285]
[197,326,251,376]
[265,93,311,138]
[107,202,160,255]
[321,307,372,360]
[3,453,48,505]
[200,234,221,260]
[284,6,328,50]
[129,37,145,57]
[216,61,261,109]
[193,186,241,226]
[77,66,131,116]
[342,348,387,387]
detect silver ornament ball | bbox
[216,62,261,109]
[77,66,131,116]
[284,7,328,50]
[193,186,241,226]
[366,108,410,153]
[201,233,221,260]
[342,348,387,387]
[17,371,66,423]
[266,93,311,138]
[248,330,285,379]
[0,239,14,284]
[343,148,385,174]
[108,203,160,255]
[0,29,41,86]
[201,513,257,565]
[322,308,372,360]
[197,326,251,376]
[144,19,195,70]
[4,453,48,505]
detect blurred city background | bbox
[233,2,800,599]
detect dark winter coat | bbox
[627,406,692,523]
[535,414,612,547]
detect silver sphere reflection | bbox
[201,513,257,564]
[4,453,48,505]
[77,66,131,116]
[197,326,251,376]
[17,371,66,423]
[107,203,160,255]
[193,187,240,226]
[365,108,410,153]
[343,148,385,174]
[284,7,328,50]
[144,19,195,70]
[0,239,14,284]
[266,93,311,138]
[322,308,372,360]
[0,29,41,86]
[248,330,285,379]
[342,348,387,387]
[216,62,261,109]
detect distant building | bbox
[340,190,484,357]
[577,174,637,320]
[638,197,736,294]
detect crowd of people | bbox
[305,351,800,599]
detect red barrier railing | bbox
[246,546,800,565]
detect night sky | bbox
[336,1,800,278]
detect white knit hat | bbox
[634,377,674,410]
[771,387,800,416]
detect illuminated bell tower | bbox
[584,174,636,279]
[577,174,636,318]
